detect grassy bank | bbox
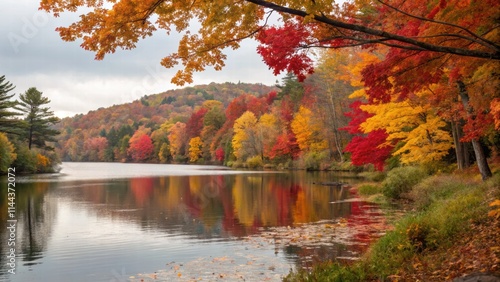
[284,168,500,281]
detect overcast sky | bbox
[1,0,282,118]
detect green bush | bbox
[12,145,37,174]
[358,171,386,182]
[358,184,381,196]
[421,161,457,175]
[409,175,470,211]
[382,166,428,199]
[246,155,263,168]
[303,151,329,170]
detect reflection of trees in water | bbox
[17,182,56,266]
[0,181,55,274]
[0,170,377,275]
[59,172,359,240]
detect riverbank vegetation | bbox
[0,76,60,174]
[284,166,500,281]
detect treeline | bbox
[56,48,499,175]
[55,77,354,169]
[0,76,60,174]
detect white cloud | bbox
[1,0,282,118]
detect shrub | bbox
[382,166,428,199]
[358,171,386,182]
[408,175,471,211]
[246,155,263,168]
[406,221,430,252]
[358,184,381,196]
[35,152,60,173]
[421,161,457,175]
[12,145,37,174]
[230,160,244,168]
[302,151,329,170]
[0,133,16,173]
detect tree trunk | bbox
[450,120,469,170]
[470,139,492,181]
[328,87,345,163]
[457,81,492,180]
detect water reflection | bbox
[0,165,382,281]
[0,182,54,272]
[53,173,354,238]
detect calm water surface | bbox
[0,163,383,281]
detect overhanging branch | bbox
[244,0,500,60]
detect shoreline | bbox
[284,171,500,281]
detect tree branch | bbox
[244,0,500,60]
[376,0,500,51]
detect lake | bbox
[0,163,385,281]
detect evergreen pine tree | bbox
[0,75,22,134]
[16,87,60,150]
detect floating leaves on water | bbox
[131,213,389,281]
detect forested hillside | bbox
[55,45,500,175]
[55,82,279,163]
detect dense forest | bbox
[52,47,499,175]
[54,82,280,164]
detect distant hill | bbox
[54,82,278,161]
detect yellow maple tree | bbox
[291,106,328,152]
[360,89,453,165]
[188,136,203,162]
[232,111,258,160]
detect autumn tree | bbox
[360,89,454,165]
[158,143,170,163]
[83,136,108,161]
[168,122,188,162]
[0,132,16,173]
[151,123,170,162]
[291,106,328,153]
[16,87,60,150]
[257,113,279,159]
[268,131,300,162]
[40,0,499,87]
[353,1,498,179]
[232,111,259,160]
[342,101,393,171]
[188,136,203,163]
[128,132,154,162]
[308,48,362,161]
[186,107,208,139]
